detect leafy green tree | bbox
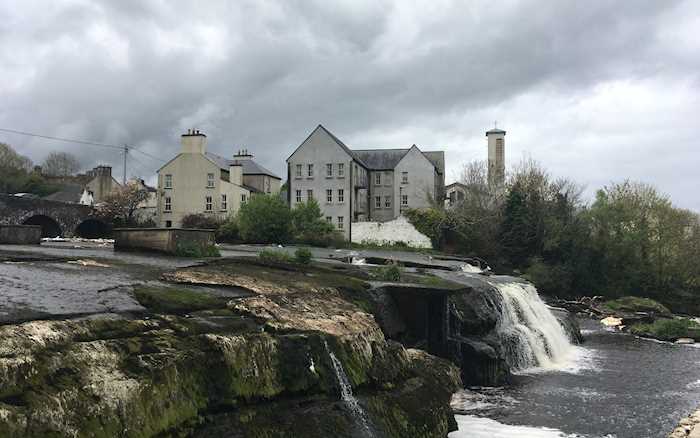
[237,194,292,243]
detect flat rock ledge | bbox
[669,410,700,438]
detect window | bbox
[337,163,344,177]
[326,189,333,203]
[205,195,213,211]
[337,189,344,203]
[375,196,381,208]
[296,190,302,203]
[496,138,504,161]
[385,196,391,208]
[241,194,247,204]
[307,189,313,200]
[326,163,333,177]
[375,172,381,185]
[165,220,172,228]
[164,196,172,211]
[401,172,408,184]
[326,216,332,223]
[337,216,344,230]
[207,173,215,188]
[164,174,172,189]
[221,194,227,210]
[401,194,408,206]
[307,164,314,177]
[295,164,302,178]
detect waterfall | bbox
[323,340,374,437]
[490,281,573,372]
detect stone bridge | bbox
[0,194,110,238]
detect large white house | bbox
[156,130,281,228]
[286,125,445,239]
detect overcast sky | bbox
[1,0,698,210]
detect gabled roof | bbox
[354,146,444,175]
[205,152,281,180]
[287,124,368,168]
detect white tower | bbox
[486,125,506,187]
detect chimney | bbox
[181,129,207,154]
[229,163,243,186]
[233,148,253,161]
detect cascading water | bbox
[323,340,374,437]
[490,281,573,371]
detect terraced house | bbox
[156,130,281,228]
[287,125,445,239]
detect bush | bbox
[216,217,239,242]
[238,194,292,244]
[523,257,573,298]
[181,213,222,230]
[291,199,345,247]
[404,208,447,248]
[174,242,221,258]
[258,249,294,264]
[603,296,671,316]
[630,318,699,341]
[376,263,402,282]
[294,247,313,264]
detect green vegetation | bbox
[238,194,293,243]
[258,248,294,264]
[132,286,230,313]
[294,247,313,264]
[629,318,700,341]
[174,241,221,258]
[376,263,402,282]
[0,142,61,195]
[404,158,700,313]
[216,216,240,242]
[603,296,671,316]
[181,213,223,230]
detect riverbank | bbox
[669,410,700,437]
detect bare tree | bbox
[42,151,80,176]
[96,183,150,225]
[0,143,33,171]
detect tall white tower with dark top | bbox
[486,125,506,187]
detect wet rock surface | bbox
[0,247,461,438]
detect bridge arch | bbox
[22,215,62,238]
[74,218,111,239]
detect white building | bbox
[156,130,281,228]
[286,125,445,239]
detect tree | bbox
[237,194,292,244]
[42,151,80,176]
[0,143,33,171]
[97,183,150,226]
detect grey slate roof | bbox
[205,152,281,179]
[353,147,445,174]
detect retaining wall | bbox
[113,228,215,254]
[0,224,42,244]
[351,216,432,249]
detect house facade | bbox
[156,130,281,228]
[286,125,445,239]
[42,165,121,205]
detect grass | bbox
[132,286,230,314]
[375,264,402,282]
[603,296,671,316]
[350,241,438,254]
[629,318,700,341]
[174,242,221,258]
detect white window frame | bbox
[326,189,333,203]
[375,196,381,209]
[401,194,408,206]
[375,172,381,185]
[307,189,313,201]
[337,163,344,177]
[207,173,215,188]
[295,164,302,178]
[385,196,391,208]
[295,189,302,203]
[307,164,314,178]
[164,174,172,189]
[401,172,408,184]
[164,196,172,212]
[326,163,333,177]
[337,216,344,230]
[205,195,213,212]
[337,189,344,203]
[221,194,227,211]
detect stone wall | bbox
[113,228,215,254]
[351,216,432,248]
[0,225,42,244]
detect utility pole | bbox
[122,144,129,185]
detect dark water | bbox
[450,318,700,438]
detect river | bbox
[449,318,700,438]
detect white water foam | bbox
[449,415,583,438]
[490,281,577,372]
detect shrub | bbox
[174,241,221,258]
[181,213,222,230]
[258,249,294,264]
[630,318,699,341]
[377,263,402,282]
[404,207,447,248]
[603,296,671,316]
[291,199,345,247]
[238,194,292,244]
[523,257,573,298]
[294,247,313,264]
[216,217,240,242]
